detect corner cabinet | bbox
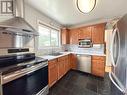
[92,56,105,77]
[91,23,106,44]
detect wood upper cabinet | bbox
[92,56,105,77]
[69,29,79,44]
[61,29,70,45]
[91,23,106,44]
[48,59,58,87]
[78,27,92,39]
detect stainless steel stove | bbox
[0,51,49,95]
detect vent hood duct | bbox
[0,0,38,35]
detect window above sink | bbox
[38,22,61,49]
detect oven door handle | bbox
[2,63,48,85]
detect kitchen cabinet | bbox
[78,27,91,39]
[70,54,77,70]
[69,29,79,44]
[64,55,70,73]
[58,60,65,79]
[68,23,105,44]
[91,23,105,44]
[92,56,105,77]
[48,55,71,87]
[57,55,69,79]
[61,29,70,45]
[48,59,58,87]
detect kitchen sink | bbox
[49,53,63,56]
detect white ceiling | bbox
[25,0,127,27]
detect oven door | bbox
[2,64,48,95]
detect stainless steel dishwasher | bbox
[76,54,91,73]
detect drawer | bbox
[58,55,68,61]
[92,56,105,61]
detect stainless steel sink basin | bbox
[49,53,63,56]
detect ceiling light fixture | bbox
[76,0,96,14]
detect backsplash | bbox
[35,44,105,56]
[36,46,64,56]
[63,44,105,54]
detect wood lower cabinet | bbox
[58,60,65,79]
[70,54,77,70]
[48,59,58,87]
[64,55,70,73]
[58,55,69,79]
[48,55,71,87]
[92,56,105,77]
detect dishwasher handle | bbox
[76,54,91,57]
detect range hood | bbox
[0,0,38,35]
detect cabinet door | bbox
[70,54,77,69]
[69,29,79,44]
[64,57,70,73]
[92,23,105,44]
[58,60,65,79]
[78,27,91,39]
[92,58,105,77]
[61,29,69,45]
[48,60,58,87]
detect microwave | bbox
[79,39,92,48]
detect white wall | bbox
[105,29,113,66]
[0,15,13,22]
[24,4,62,31]
[0,3,63,56]
[0,3,62,30]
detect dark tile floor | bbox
[48,70,111,95]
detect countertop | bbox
[39,52,106,61]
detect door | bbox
[69,29,79,44]
[109,25,126,94]
[78,27,91,39]
[3,66,48,95]
[48,62,58,87]
[77,55,91,73]
[91,24,105,44]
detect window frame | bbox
[37,21,61,49]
